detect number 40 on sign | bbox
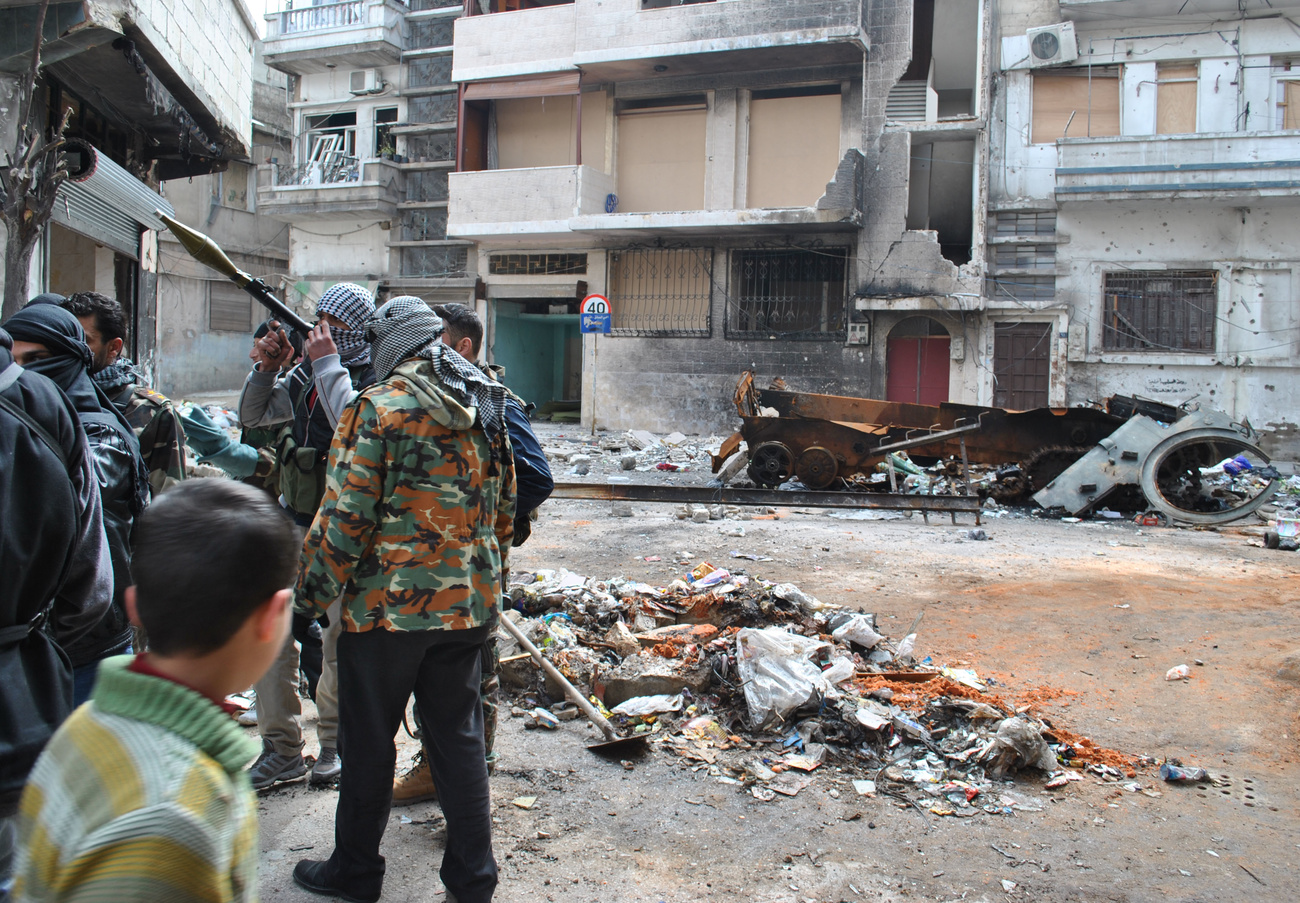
[581,294,611,334]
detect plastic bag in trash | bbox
[771,583,827,612]
[735,627,833,728]
[831,613,884,649]
[610,694,684,717]
[981,716,1058,778]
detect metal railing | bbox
[281,1,365,34]
[607,248,712,336]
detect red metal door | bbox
[886,336,950,405]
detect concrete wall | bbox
[128,0,258,153]
[155,128,291,397]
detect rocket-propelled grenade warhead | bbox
[156,211,312,336]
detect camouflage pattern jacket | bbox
[296,358,516,633]
[106,383,187,498]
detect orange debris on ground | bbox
[849,674,1134,768]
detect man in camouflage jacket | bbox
[292,297,514,903]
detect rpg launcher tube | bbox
[156,211,312,336]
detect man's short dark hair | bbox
[61,291,128,344]
[433,303,483,358]
[131,480,298,656]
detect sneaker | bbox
[391,751,437,806]
[248,743,308,790]
[310,746,342,785]
[292,859,379,903]
[236,703,258,727]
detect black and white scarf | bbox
[91,357,148,392]
[366,296,507,445]
[317,282,375,367]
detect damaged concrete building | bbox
[0,0,259,380]
[445,0,1300,462]
[446,0,987,433]
[255,0,475,330]
[991,0,1300,460]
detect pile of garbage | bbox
[500,565,1150,816]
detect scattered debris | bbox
[498,564,1143,820]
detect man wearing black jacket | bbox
[0,328,111,891]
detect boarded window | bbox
[615,103,706,213]
[607,248,711,336]
[210,283,252,333]
[728,248,848,340]
[1156,63,1197,135]
[986,275,1056,304]
[747,87,841,208]
[992,211,1056,237]
[1282,79,1300,129]
[215,162,250,210]
[1031,69,1121,144]
[1102,270,1217,352]
[993,322,1052,409]
[496,96,578,169]
[992,244,1054,270]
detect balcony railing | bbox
[281,1,364,34]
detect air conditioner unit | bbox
[349,69,386,95]
[1026,22,1077,68]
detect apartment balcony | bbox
[263,0,408,75]
[447,165,616,241]
[453,0,867,84]
[256,158,403,222]
[1055,132,1300,202]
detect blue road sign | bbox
[581,312,611,333]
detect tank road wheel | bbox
[1138,429,1279,526]
[795,446,839,490]
[747,441,794,487]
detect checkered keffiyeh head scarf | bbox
[365,295,508,446]
[317,282,375,367]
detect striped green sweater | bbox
[12,657,262,902]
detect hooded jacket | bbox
[295,358,515,633]
[0,333,112,815]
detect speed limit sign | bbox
[580,294,611,333]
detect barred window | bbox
[728,248,848,339]
[488,253,587,276]
[209,283,252,333]
[1103,270,1217,352]
[606,248,711,336]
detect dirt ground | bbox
[253,447,1300,903]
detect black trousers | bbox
[331,626,497,902]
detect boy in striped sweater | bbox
[11,480,299,903]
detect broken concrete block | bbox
[620,453,638,471]
[626,430,659,450]
[662,431,688,446]
[690,508,711,524]
[676,505,692,520]
[569,454,592,475]
[610,502,633,517]
[715,450,748,486]
[605,621,641,657]
[600,654,713,708]
[708,505,725,520]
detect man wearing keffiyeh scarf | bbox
[237,282,377,792]
[290,295,514,903]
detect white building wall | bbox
[991,1,1300,457]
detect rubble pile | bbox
[543,429,725,481]
[500,565,1148,817]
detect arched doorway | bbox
[886,317,950,405]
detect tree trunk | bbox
[2,226,37,322]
